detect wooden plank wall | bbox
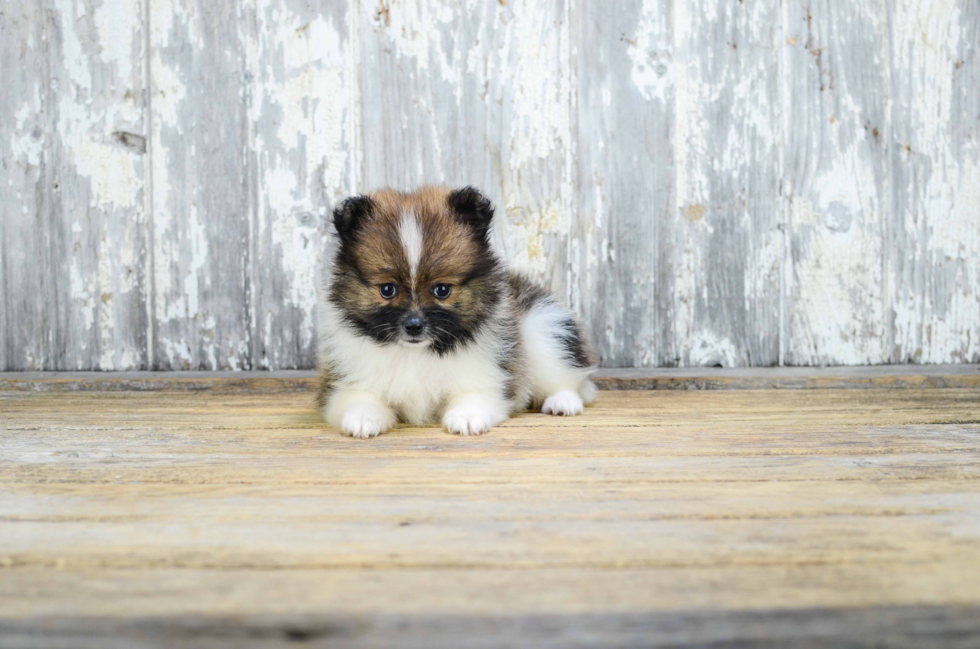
[1,0,977,370]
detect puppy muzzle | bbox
[401,313,425,341]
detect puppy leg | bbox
[541,389,584,416]
[442,393,510,436]
[520,300,596,417]
[323,389,397,439]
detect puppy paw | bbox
[341,403,391,439]
[443,404,493,436]
[541,390,584,416]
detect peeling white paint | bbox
[628,0,671,103]
[10,102,43,166]
[788,196,886,365]
[72,139,143,209]
[890,0,979,364]
[503,200,564,277]
[94,0,141,80]
[98,234,116,370]
[163,339,193,368]
[248,1,350,368]
[689,332,739,367]
[70,257,96,333]
[495,0,572,292]
[59,2,93,91]
[2,0,977,370]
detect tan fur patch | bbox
[351,186,487,307]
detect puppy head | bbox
[329,186,501,355]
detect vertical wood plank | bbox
[2,0,977,371]
[1,0,147,370]
[149,0,251,370]
[783,0,891,366]
[672,0,783,367]
[888,0,980,364]
[0,4,47,370]
[571,0,673,366]
[245,0,351,369]
[355,0,573,296]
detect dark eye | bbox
[431,283,452,300]
[379,283,398,299]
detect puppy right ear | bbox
[332,195,374,243]
[447,186,494,243]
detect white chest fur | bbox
[317,302,508,425]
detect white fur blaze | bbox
[398,211,423,279]
[541,390,584,416]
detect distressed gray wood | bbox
[1,0,148,370]
[1,0,978,370]
[0,364,976,392]
[571,0,673,367]
[887,0,980,364]
[245,0,351,369]
[0,4,46,371]
[2,387,980,645]
[672,0,783,367]
[783,0,892,365]
[149,0,251,370]
[4,606,980,649]
[355,0,572,296]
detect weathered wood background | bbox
[1,0,977,370]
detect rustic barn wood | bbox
[2,384,980,644]
[1,1,977,369]
[0,363,977,392]
[1,0,149,371]
[4,606,980,648]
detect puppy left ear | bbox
[448,186,494,242]
[332,195,374,243]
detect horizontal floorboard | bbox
[0,364,977,392]
[2,383,979,645]
[3,605,980,649]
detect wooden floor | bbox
[2,373,980,647]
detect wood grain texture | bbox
[149,0,251,370]
[246,0,351,370]
[1,0,148,371]
[783,0,891,365]
[673,0,783,368]
[0,364,977,392]
[4,607,980,649]
[1,0,978,370]
[356,0,573,296]
[2,387,980,643]
[571,0,671,367]
[887,0,980,364]
[0,3,46,371]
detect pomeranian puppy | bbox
[316,186,595,438]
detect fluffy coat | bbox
[317,186,595,438]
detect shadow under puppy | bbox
[317,186,596,438]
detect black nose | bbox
[403,314,424,336]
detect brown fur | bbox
[329,186,503,353]
[319,185,593,425]
[353,187,487,298]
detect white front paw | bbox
[341,404,390,439]
[443,404,493,436]
[541,390,584,416]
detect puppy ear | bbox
[332,195,374,243]
[447,186,494,242]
